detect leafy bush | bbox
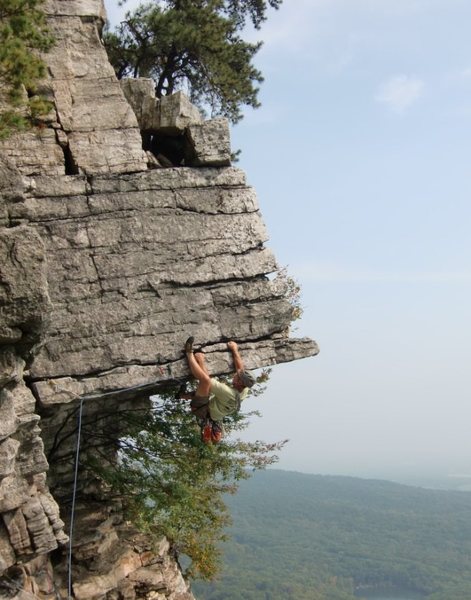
[89,386,286,580]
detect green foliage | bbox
[276,266,304,322]
[194,470,471,599]
[88,389,286,580]
[0,0,54,138]
[103,0,282,123]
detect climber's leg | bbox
[176,338,212,421]
[194,351,209,374]
[183,337,211,399]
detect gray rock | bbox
[0,369,65,556]
[146,151,164,169]
[0,439,20,479]
[14,161,318,386]
[0,474,29,512]
[0,349,24,388]
[0,522,16,572]
[39,492,67,537]
[0,226,51,347]
[15,429,49,479]
[0,160,25,204]
[88,166,247,194]
[11,382,36,417]
[128,567,166,590]
[53,77,138,132]
[0,129,65,177]
[3,508,32,554]
[0,6,148,177]
[32,337,318,407]
[0,1,318,597]
[22,496,59,554]
[25,174,90,198]
[44,0,107,20]
[159,91,203,134]
[45,15,116,81]
[120,78,160,131]
[0,390,17,441]
[186,118,231,166]
[67,128,147,175]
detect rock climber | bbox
[176,337,256,443]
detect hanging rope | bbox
[45,375,167,598]
[67,395,84,600]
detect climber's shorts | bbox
[190,394,210,419]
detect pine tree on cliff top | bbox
[104,0,282,123]
[0,0,54,138]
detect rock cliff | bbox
[0,1,318,598]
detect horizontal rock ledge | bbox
[11,164,316,385]
[32,337,318,406]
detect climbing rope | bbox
[45,381,86,599]
[67,395,83,600]
[1,380,88,600]
[45,374,169,598]
[47,378,166,598]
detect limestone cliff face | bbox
[0,1,318,598]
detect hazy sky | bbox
[105,1,471,482]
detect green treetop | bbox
[0,0,53,138]
[104,0,282,123]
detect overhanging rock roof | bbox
[15,166,317,405]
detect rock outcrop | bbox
[0,0,318,597]
[0,211,68,595]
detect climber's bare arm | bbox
[227,341,244,372]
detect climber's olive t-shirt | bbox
[208,378,248,421]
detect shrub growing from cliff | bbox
[0,0,53,138]
[104,0,282,123]
[89,379,285,580]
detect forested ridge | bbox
[193,469,471,600]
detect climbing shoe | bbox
[202,422,213,444]
[185,336,194,354]
[211,422,224,443]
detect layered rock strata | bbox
[0,0,146,177]
[13,166,314,406]
[0,205,68,595]
[0,0,318,597]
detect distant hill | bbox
[192,469,471,600]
